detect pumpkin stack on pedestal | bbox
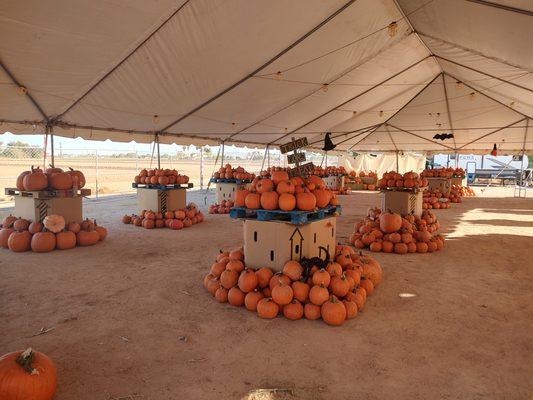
[350,208,445,254]
[16,165,87,191]
[133,168,189,186]
[235,172,340,212]
[212,164,255,181]
[203,245,382,326]
[377,171,428,190]
[0,214,107,253]
[123,203,204,230]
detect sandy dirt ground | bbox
[1,187,533,399]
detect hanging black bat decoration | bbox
[433,133,454,141]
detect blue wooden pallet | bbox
[230,205,341,225]
[209,178,251,184]
[132,183,193,190]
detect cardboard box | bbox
[362,176,377,185]
[450,177,466,186]
[323,175,344,190]
[243,216,337,271]
[14,196,83,223]
[381,190,423,216]
[137,188,186,213]
[427,177,451,195]
[216,182,243,203]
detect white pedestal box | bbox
[136,188,186,213]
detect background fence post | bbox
[95,149,99,200]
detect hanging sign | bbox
[287,152,306,164]
[289,162,315,177]
[280,137,308,154]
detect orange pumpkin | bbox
[0,348,57,400]
[343,300,358,319]
[282,260,303,281]
[256,178,274,194]
[330,275,350,298]
[271,170,289,185]
[321,296,346,326]
[16,170,31,190]
[245,193,261,209]
[23,167,48,191]
[76,230,99,246]
[312,269,331,287]
[215,287,229,303]
[31,232,56,252]
[56,231,77,250]
[278,193,296,211]
[238,269,258,293]
[7,230,32,252]
[13,218,30,232]
[244,290,264,311]
[234,189,250,207]
[257,298,279,319]
[312,189,331,208]
[304,303,321,320]
[49,172,73,190]
[227,287,245,306]
[67,167,86,188]
[283,299,304,320]
[296,192,316,211]
[271,282,293,305]
[309,284,329,306]
[220,269,239,289]
[276,180,295,195]
[28,222,43,234]
[291,281,310,303]
[379,211,402,233]
[256,267,273,288]
[260,191,279,210]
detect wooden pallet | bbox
[209,178,251,184]
[230,205,341,225]
[132,183,193,190]
[4,187,91,199]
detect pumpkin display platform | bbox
[123,203,204,230]
[203,245,382,326]
[1,214,107,253]
[230,204,341,225]
[132,182,193,189]
[350,208,445,254]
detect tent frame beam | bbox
[435,55,533,94]
[0,58,49,123]
[270,55,433,145]
[457,117,527,149]
[349,72,442,150]
[386,123,456,150]
[54,0,192,121]
[443,71,532,119]
[226,31,417,142]
[441,73,458,149]
[464,0,533,17]
[159,0,358,134]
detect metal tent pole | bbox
[49,126,55,167]
[396,151,399,173]
[221,142,225,167]
[156,134,161,169]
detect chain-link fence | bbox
[0,143,338,201]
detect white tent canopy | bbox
[1,0,532,153]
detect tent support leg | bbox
[221,142,225,167]
[260,145,269,172]
[396,151,399,173]
[156,135,161,169]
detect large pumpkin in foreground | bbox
[0,348,57,400]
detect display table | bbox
[6,187,90,223]
[133,183,193,213]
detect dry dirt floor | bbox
[1,187,533,400]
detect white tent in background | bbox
[1,0,532,153]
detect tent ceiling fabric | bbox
[1,0,531,153]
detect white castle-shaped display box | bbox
[323,175,344,190]
[243,216,337,272]
[216,182,244,203]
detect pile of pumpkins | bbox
[452,168,466,178]
[213,164,255,181]
[423,189,454,209]
[16,165,86,191]
[133,168,189,185]
[208,200,233,214]
[236,172,340,212]
[0,214,107,253]
[311,166,347,177]
[350,208,445,254]
[420,167,455,178]
[122,203,204,229]
[203,245,382,326]
[377,171,428,190]
[453,185,475,197]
